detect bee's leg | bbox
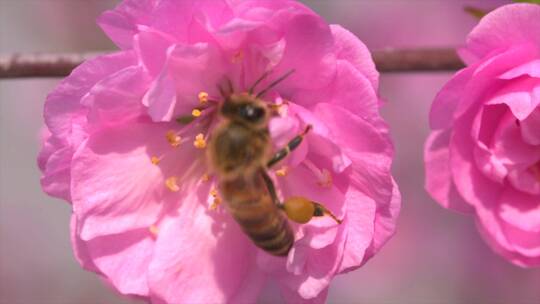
[267,125,312,168]
[261,170,280,205]
[280,197,342,224]
[261,170,341,224]
[260,171,341,224]
[277,197,341,224]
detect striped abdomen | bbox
[220,173,294,256]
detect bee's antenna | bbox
[218,83,226,97]
[218,77,235,98]
[256,69,295,99]
[226,77,234,94]
[248,70,272,95]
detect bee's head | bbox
[220,93,268,126]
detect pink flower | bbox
[425,3,540,267]
[39,0,400,302]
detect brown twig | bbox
[0,48,464,79]
[372,48,465,72]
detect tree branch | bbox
[0,48,464,79]
[372,48,464,72]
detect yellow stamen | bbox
[201,173,210,182]
[276,166,289,177]
[149,225,159,237]
[232,50,244,63]
[150,156,161,165]
[317,169,333,188]
[209,188,221,210]
[192,109,202,117]
[194,133,207,149]
[210,197,221,210]
[198,91,209,104]
[272,98,290,117]
[165,176,180,192]
[166,130,182,147]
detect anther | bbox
[165,176,180,192]
[151,156,161,165]
[149,225,159,238]
[192,109,202,117]
[201,173,211,182]
[198,91,209,104]
[166,130,182,147]
[194,133,207,149]
[269,99,290,116]
[276,166,289,177]
[232,50,244,63]
[209,188,221,210]
[210,197,221,210]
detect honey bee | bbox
[208,71,341,256]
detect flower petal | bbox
[44,51,136,143]
[429,66,474,130]
[475,190,540,267]
[277,164,344,250]
[40,144,73,201]
[40,52,138,201]
[143,43,226,121]
[273,13,335,92]
[81,65,149,126]
[314,103,394,211]
[486,77,540,121]
[499,59,540,80]
[148,188,262,304]
[70,214,99,273]
[520,108,540,145]
[83,228,155,296]
[280,286,328,304]
[464,3,540,62]
[455,45,537,121]
[330,24,378,89]
[449,107,505,211]
[489,108,540,167]
[280,228,345,301]
[424,130,475,213]
[293,60,380,123]
[71,120,181,240]
[507,165,540,196]
[362,178,401,262]
[97,0,156,49]
[134,27,176,78]
[337,189,376,272]
[499,189,540,233]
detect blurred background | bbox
[1,0,539,303]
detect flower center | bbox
[148,90,221,194]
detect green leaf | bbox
[175,115,196,125]
[513,0,540,4]
[464,6,489,19]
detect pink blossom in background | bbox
[38,0,400,302]
[425,3,540,267]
